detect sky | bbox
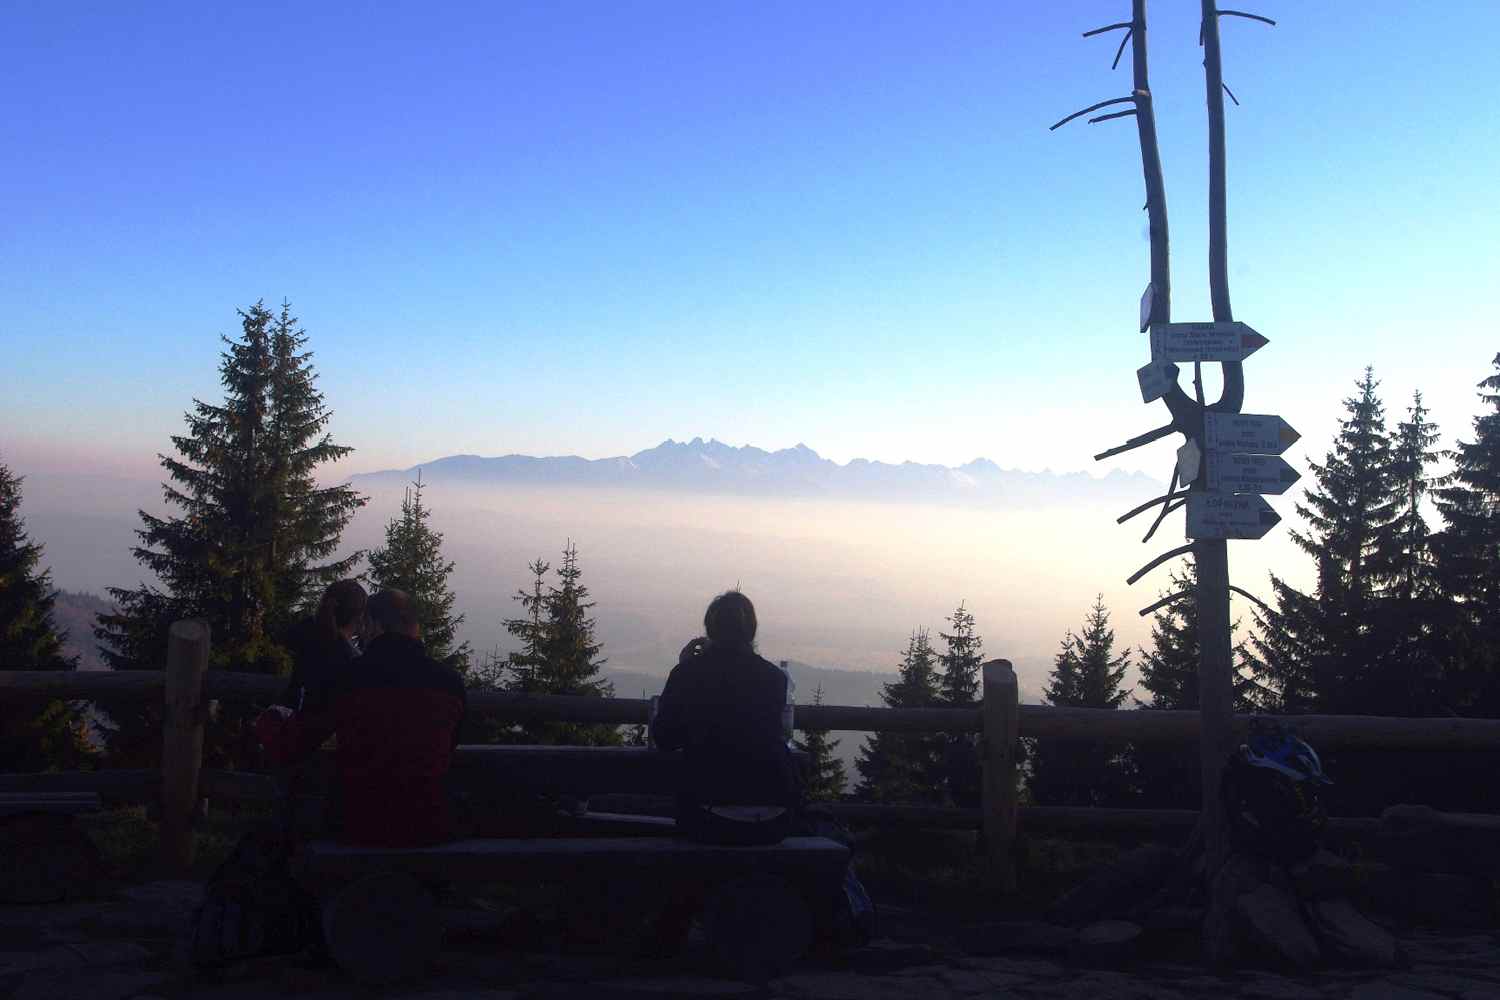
[3,3,1497,473]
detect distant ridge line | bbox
[351,438,1161,506]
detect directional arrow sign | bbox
[1186,492,1281,540]
[1137,359,1179,403]
[1205,452,1301,495]
[1204,412,1301,455]
[1150,322,1268,363]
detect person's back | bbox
[256,589,466,847]
[652,591,799,844]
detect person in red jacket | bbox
[255,589,467,847]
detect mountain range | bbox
[355,438,1159,505]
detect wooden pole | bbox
[1196,0,1241,879]
[160,619,209,874]
[980,659,1019,892]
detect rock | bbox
[11,969,166,1000]
[954,920,1076,956]
[58,941,153,965]
[1358,869,1496,928]
[1308,897,1401,968]
[1075,920,1143,965]
[1235,883,1321,971]
[1239,976,1324,999]
[1047,844,1178,927]
[1349,983,1446,1000]
[1290,849,1363,900]
[1204,851,1274,967]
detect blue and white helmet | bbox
[1239,718,1332,785]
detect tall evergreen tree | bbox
[503,543,617,745]
[1028,597,1133,808]
[1131,567,1270,807]
[96,301,364,766]
[366,474,471,677]
[1436,352,1500,714]
[0,459,95,771]
[794,685,847,802]
[1250,368,1399,714]
[855,630,944,804]
[936,602,983,808]
[1378,391,1443,603]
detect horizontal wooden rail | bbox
[9,669,1500,751]
[0,769,158,800]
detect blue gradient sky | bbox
[3,1,1497,479]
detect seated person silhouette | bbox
[255,589,467,847]
[275,578,367,716]
[651,591,801,845]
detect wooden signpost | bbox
[1053,0,1291,947]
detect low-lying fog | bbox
[23,471,1309,706]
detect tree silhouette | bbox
[794,685,847,802]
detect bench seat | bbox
[298,834,849,889]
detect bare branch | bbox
[1094,422,1177,462]
[1223,82,1241,107]
[1220,9,1277,27]
[1050,96,1137,132]
[1229,585,1272,613]
[1117,487,1188,525]
[1083,21,1133,38]
[1143,496,1188,544]
[1127,542,1196,586]
[1090,109,1139,125]
[1139,590,1191,617]
[1112,29,1132,70]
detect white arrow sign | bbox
[1204,412,1301,455]
[1150,322,1268,363]
[1186,492,1282,540]
[1137,360,1180,403]
[1205,452,1301,495]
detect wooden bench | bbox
[297,834,851,985]
[0,792,104,902]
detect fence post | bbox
[981,658,1019,892]
[161,619,210,874]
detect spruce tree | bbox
[1131,566,1270,807]
[794,685,847,802]
[855,629,944,804]
[936,602,983,808]
[1436,352,1500,714]
[96,301,364,766]
[1028,597,1133,808]
[1250,368,1399,714]
[0,459,95,771]
[366,474,471,677]
[503,543,617,745]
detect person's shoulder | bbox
[415,651,466,701]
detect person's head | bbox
[366,589,421,640]
[704,590,757,652]
[317,579,368,641]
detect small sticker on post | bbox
[1139,283,1155,333]
[1137,359,1180,403]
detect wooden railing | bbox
[6,621,1500,886]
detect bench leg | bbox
[704,876,813,983]
[321,872,442,985]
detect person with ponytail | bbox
[651,590,801,845]
[276,579,368,715]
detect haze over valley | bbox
[28,437,1308,708]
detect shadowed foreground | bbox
[3,878,1499,1000]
